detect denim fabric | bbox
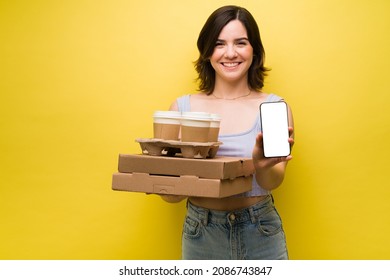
[181,195,288,260]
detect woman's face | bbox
[210,19,254,84]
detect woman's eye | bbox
[237,41,247,46]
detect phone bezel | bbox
[259,101,291,158]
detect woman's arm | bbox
[159,194,187,203]
[252,105,295,190]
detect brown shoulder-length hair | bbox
[195,5,269,93]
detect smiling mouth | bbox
[221,62,241,67]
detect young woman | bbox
[162,5,294,260]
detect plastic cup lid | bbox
[181,111,212,121]
[210,113,221,121]
[153,111,182,119]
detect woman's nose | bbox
[224,44,238,58]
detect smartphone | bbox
[259,101,291,158]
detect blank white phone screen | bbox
[260,101,290,158]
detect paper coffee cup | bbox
[153,111,181,140]
[209,113,221,142]
[181,112,211,142]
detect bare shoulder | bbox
[249,91,269,105]
[189,92,210,100]
[169,93,201,110]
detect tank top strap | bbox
[265,93,284,102]
[176,94,191,112]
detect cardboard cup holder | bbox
[136,138,222,159]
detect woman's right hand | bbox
[154,194,187,203]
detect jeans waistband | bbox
[186,195,274,226]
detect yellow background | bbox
[1,0,389,259]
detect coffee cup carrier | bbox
[136,138,222,159]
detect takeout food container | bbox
[118,154,254,179]
[112,155,254,198]
[153,111,181,140]
[136,138,222,159]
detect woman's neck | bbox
[212,80,251,99]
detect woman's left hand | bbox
[252,127,294,170]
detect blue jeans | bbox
[182,195,288,260]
